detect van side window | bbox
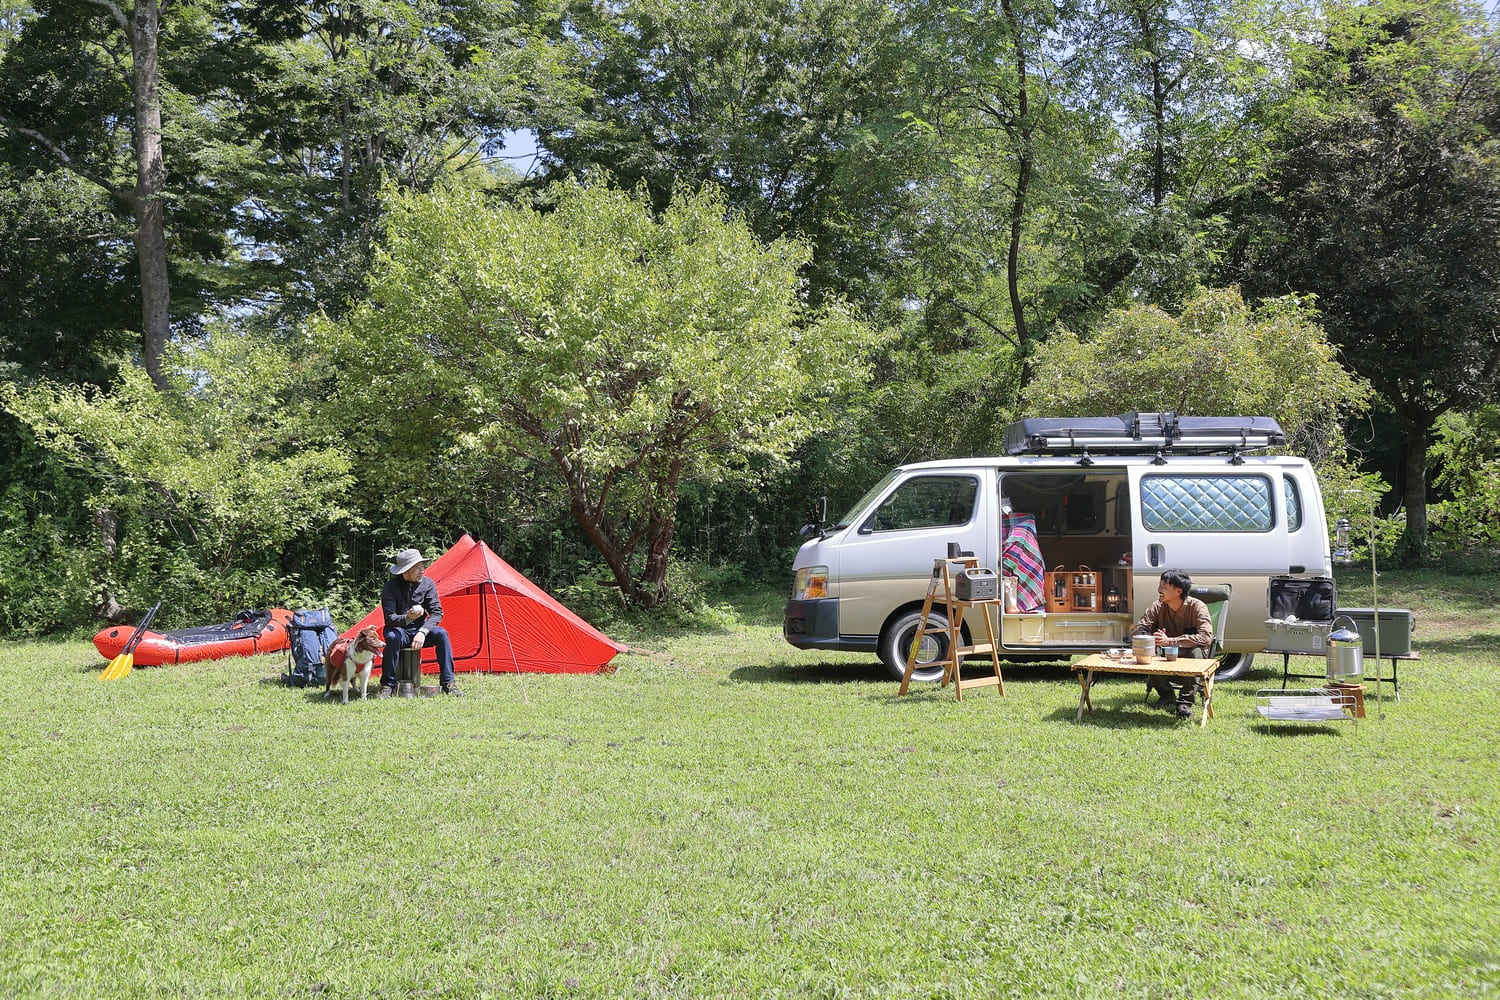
[864,476,978,533]
[1141,475,1274,532]
[1285,477,1303,532]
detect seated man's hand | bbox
[411,629,428,650]
[1153,629,1171,644]
[407,604,425,622]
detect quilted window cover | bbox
[1141,475,1274,532]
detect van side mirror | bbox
[799,496,829,539]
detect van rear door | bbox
[1127,466,1287,645]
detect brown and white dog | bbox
[324,626,385,703]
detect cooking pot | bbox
[1325,615,1364,683]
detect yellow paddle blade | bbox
[98,652,133,681]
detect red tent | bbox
[342,535,624,675]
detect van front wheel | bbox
[879,609,953,683]
[1213,652,1254,682]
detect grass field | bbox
[3,567,1498,998]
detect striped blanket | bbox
[1002,513,1046,612]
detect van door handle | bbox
[1147,544,1164,567]
[1289,565,1305,574]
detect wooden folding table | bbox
[1072,653,1219,727]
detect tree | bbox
[0,325,359,621]
[0,0,174,387]
[1231,0,1500,560]
[1065,0,1271,311]
[535,0,926,307]
[1022,286,1371,462]
[321,181,884,607]
[234,0,579,320]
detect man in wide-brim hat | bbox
[377,547,462,697]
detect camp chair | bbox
[1144,583,1232,702]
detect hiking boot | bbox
[441,682,464,697]
[376,686,394,700]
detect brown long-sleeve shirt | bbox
[1134,595,1212,650]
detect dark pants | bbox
[1150,647,1204,707]
[381,624,456,688]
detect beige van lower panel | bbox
[996,611,1132,645]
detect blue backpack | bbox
[287,609,337,687]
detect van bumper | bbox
[784,598,873,652]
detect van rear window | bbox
[864,476,978,533]
[1285,477,1303,532]
[1141,475,1273,532]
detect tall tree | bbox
[1067,0,1269,310]
[236,0,578,319]
[536,0,925,307]
[0,0,174,386]
[321,181,884,607]
[1232,0,1500,559]
[899,0,1118,382]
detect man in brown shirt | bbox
[1134,569,1213,717]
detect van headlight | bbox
[793,565,829,600]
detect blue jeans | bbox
[381,624,456,688]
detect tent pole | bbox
[493,589,529,704]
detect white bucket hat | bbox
[388,548,427,575]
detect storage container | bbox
[1044,614,1127,644]
[1336,608,1414,657]
[1267,575,1337,622]
[1264,618,1334,654]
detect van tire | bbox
[879,609,955,683]
[1213,652,1254,682]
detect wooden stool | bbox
[1328,681,1366,718]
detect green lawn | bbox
[3,568,1497,998]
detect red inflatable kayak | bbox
[92,609,293,666]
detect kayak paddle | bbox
[99,601,162,681]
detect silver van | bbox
[783,413,1331,682]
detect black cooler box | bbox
[1264,576,1337,654]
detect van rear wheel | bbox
[879,609,953,683]
[1213,652,1254,682]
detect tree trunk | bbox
[128,0,171,390]
[1398,418,1431,564]
[1001,0,1032,364]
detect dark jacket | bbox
[381,574,444,631]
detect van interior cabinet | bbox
[1000,610,1133,646]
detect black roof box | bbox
[1002,412,1286,456]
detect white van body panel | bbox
[832,469,994,638]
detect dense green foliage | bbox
[322,181,881,606]
[1024,287,1371,462]
[1,0,1499,631]
[1231,0,1500,559]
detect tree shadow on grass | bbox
[1405,633,1497,656]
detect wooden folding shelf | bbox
[898,557,1005,701]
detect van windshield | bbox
[835,470,899,528]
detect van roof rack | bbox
[1001,412,1286,457]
